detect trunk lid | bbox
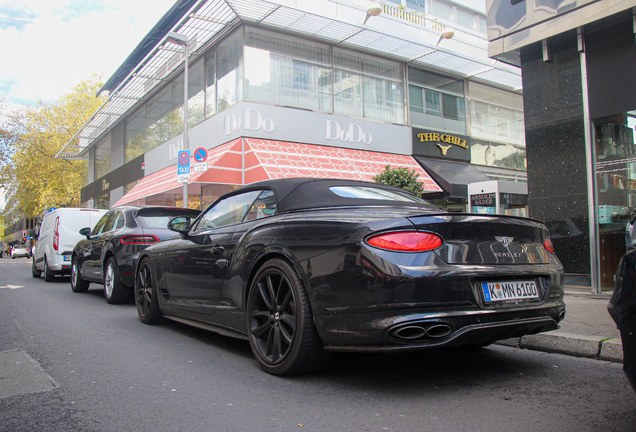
[407,214,552,265]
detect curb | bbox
[496,331,623,363]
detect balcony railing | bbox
[379,3,488,49]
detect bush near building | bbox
[373,165,424,197]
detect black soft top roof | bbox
[225,178,438,213]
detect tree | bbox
[0,75,105,225]
[373,164,424,196]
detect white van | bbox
[32,208,108,282]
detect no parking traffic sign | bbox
[194,147,207,162]
[193,147,208,172]
[177,150,191,183]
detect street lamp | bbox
[363,1,382,24]
[165,31,190,208]
[435,27,455,46]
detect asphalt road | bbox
[1,257,635,432]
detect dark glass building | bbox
[488,0,636,292]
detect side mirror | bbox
[168,216,192,238]
[79,227,91,239]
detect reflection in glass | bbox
[217,30,243,113]
[594,113,636,290]
[244,28,331,113]
[196,190,261,230]
[94,137,111,180]
[471,139,526,171]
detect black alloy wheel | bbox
[246,258,332,375]
[70,256,90,292]
[135,258,163,324]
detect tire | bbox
[43,258,54,282]
[246,258,332,376]
[70,256,90,293]
[103,257,130,304]
[135,257,163,324]
[31,258,41,278]
[11,255,15,259]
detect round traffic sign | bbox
[194,147,208,163]
[179,152,190,166]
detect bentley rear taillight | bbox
[544,238,556,254]
[121,235,159,245]
[367,231,443,252]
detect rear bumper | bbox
[315,302,565,352]
[46,254,72,274]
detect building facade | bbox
[59,1,528,240]
[488,0,636,292]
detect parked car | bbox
[134,178,566,375]
[11,244,31,259]
[609,249,636,393]
[71,206,201,304]
[32,208,108,281]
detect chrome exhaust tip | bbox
[393,325,428,340]
[425,324,452,338]
[388,322,453,342]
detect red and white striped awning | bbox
[115,138,441,206]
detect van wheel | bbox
[32,258,41,278]
[70,257,90,293]
[104,257,129,304]
[43,258,54,282]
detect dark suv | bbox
[70,206,201,303]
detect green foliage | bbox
[373,164,424,196]
[0,75,105,225]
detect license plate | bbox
[63,256,71,261]
[481,280,539,302]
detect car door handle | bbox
[212,245,224,255]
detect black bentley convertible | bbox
[134,178,566,375]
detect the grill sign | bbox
[482,281,539,302]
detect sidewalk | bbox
[497,284,624,363]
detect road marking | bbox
[0,285,24,289]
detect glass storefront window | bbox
[333,48,404,124]
[94,137,111,180]
[244,28,332,113]
[217,30,243,113]
[202,184,235,209]
[124,78,184,163]
[594,113,636,290]
[188,58,205,128]
[94,193,110,210]
[468,82,525,148]
[409,86,466,133]
[425,90,441,116]
[408,66,465,134]
[471,139,526,171]
[205,50,216,120]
